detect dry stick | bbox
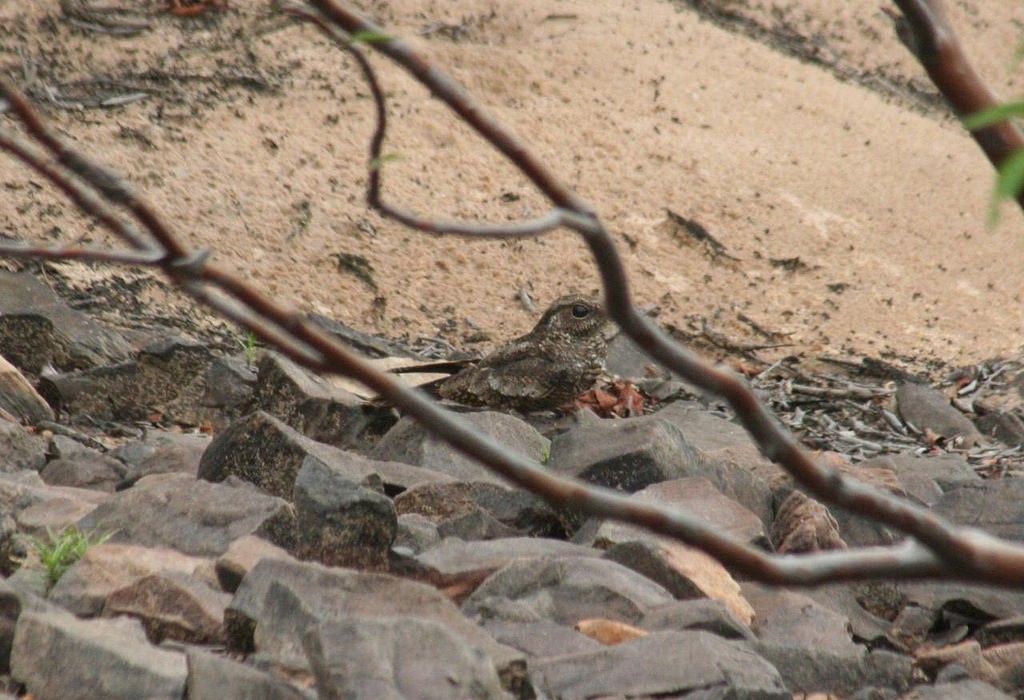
[2,21,1024,584]
[299,1,1024,577]
[891,0,1024,213]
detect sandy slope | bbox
[0,0,1021,368]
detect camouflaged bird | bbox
[435,294,612,412]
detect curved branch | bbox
[300,0,992,571]
[889,0,1024,213]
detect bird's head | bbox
[534,294,613,340]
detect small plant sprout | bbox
[239,330,264,367]
[27,526,114,588]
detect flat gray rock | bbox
[551,411,774,525]
[482,620,603,659]
[11,610,186,700]
[463,555,674,625]
[40,450,126,493]
[225,558,524,679]
[576,476,767,549]
[751,641,912,697]
[409,537,600,595]
[549,412,704,493]
[215,534,296,593]
[371,411,549,485]
[641,598,755,641]
[896,383,982,445]
[742,582,860,655]
[187,647,313,700]
[860,452,981,507]
[0,470,107,540]
[902,680,1012,699]
[113,430,210,487]
[530,630,788,699]
[198,410,376,499]
[304,616,512,700]
[651,401,758,453]
[199,410,430,498]
[0,418,46,474]
[76,472,294,557]
[932,480,1024,542]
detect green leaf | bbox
[987,148,1024,226]
[962,101,1024,130]
[368,153,402,172]
[350,30,391,45]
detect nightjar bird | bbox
[435,294,613,412]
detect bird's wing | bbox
[438,340,553,402]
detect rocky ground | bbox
[0,267,1023,698]
[3,0,1024,698]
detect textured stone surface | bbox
[293,455,396,569]
[198,410,386,499]
[548,412,704,493]
[0,271,133,375]
[103,570,231,644]
[304,616,511,700]
[932,480,1024,542]
[187,647,313,700]
[76,473,294,557]
[463,555,674,626]
[215,534,296,593]
[407,537,600,602]
[11,610,186,700]
[253,350,379,448]
[371,411,549,485]
[39,339,217,424]
[896,382,982,445]
[0,419,47,473]
[530,630,789,699]
[641,598,755,641]
[860,452,981,507]
[578,476,767,548]
[395,480,562,539]
[604,539,755,625]
[40,449,126,492]
[225,558,523,677]
[753,642,913,697]
[48,542,215,616]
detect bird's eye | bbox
[571,304,590,319]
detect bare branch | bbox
[888,0,1024,213]
[297,0,1000,574]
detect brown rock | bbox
[103,570,231,644]
[48,543,215,616]
[770,490,847,554]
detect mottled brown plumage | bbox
[436,294,611,411]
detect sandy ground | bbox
[0,0,1022,371]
